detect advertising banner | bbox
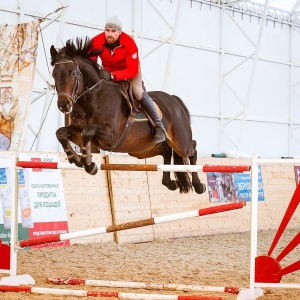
[207,166,264,203]
[0,153,69,248]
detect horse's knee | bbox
[81,125,97,140]
[56,127,68,141]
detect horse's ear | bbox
[65,42,75,57]
[50,45,58,58]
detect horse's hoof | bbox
[194,183,206,194]
[85,162,98,175]
[166,180,179,191]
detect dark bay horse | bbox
[50,37,206,194]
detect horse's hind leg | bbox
[162,146,179,191]
[56,127,83,167]
[189,140,206,194]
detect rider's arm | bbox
[111,35,139,81]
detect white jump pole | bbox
[249,155,259,300]
[19,201,246,248]
[0,285,223,299]
[16,160,250,173]
[47,277,241,295]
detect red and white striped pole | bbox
[16,160,250,173]
[19,202,245,248]
[47,277,240,295]
[0,285,223,299]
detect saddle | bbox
[107,80,162,151]
[118,80,162,124]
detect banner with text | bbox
[207,166,264,203]
[0,153,69,248]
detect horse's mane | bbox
[50,37,102,73]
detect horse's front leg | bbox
[56,127,83,167]
[81,125,99,175]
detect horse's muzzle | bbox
[57,93,73,114]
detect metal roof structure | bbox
[1,0,300,158]
[198,0,300,25]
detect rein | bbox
[54,58,103,103]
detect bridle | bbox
[53,58,104,103]
[54,59,82,103]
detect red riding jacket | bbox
[90,32,139,82]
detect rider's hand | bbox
[101,70,114,81]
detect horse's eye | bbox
[71,71,77,76]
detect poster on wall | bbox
[0,20,41,151]
[0,153,70,248]
[207,166,265,203]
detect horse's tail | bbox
[173,151,193,193]
[172,95,191,123]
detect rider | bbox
[90,16,166,144]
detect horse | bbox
[50,37,206,194]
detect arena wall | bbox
[56,153,300,245]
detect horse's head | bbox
[50,37,102,114]
[50,45,84,114]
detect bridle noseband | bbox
[54,58,104,104]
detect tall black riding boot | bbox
[140,92,166,144]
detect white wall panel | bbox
[168,48,220,116]
[260,22,290,61]
[224,12,260,54]
[221,120,288,156]
[292,28,300,63]
[22,0,58,13]
[190,116,219,156]
[176,2,220,48]
[139,0,178,39]
[0,11,19,24]
[222,55,252,106]
[248,61,289,120]
[140,39,169,90]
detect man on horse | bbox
[90,16,166,144]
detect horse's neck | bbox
[80,77,129,117]
[76,61,128,116]
[80,66,100,87]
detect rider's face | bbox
[105,28,121,44]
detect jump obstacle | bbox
[2,154,300,299]
[19,201,245,248]
[0,285,223,300]
[16,160,250,173]
[255,182,300,284]
[47,277,241,295]
[249,157,300,294]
